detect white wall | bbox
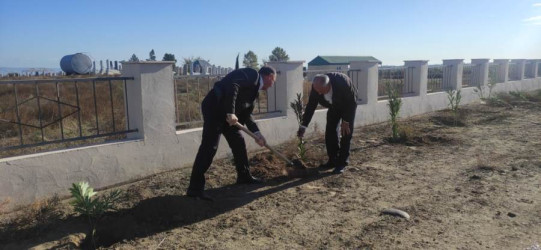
[1,60,540,211]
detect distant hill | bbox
[0,67,62,75]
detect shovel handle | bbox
[234,123,294,165]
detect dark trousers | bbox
[187,93,251,193]
[325,107,355,167]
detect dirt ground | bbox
[1,92,541,250]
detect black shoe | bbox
[319,162,335,170]
[186,190,214,201]
[332,165,346,174]
[236,175,263,185]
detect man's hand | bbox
[226,113,238,126]
[341,121,351,136]
[297,126,306,138]
[254,132,266,147]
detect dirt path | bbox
[1,98,540,249]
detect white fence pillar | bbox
[121,61,176,143]
[442,59,464,90]
[493,59,509,83]
[404,60,428,96]
[265,61,305,117]
[350,60,378,104]
[471,59,490,89]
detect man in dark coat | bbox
[297,72,357,174]
[187,66,276,200]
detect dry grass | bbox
[2,195,61,228]
[0,195,64,245]
[0,198,11,214]
[488,89,541,108]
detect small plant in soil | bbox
[290,93,307,162]
[386,81,402,142]
[474,80,498,101]
[509,91,528,101]
[446,89,462,126]
[69,182,122,248]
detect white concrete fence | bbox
[1,59,540,210]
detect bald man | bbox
[297,73,358,174]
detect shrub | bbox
[509,91,528,101]
[474,80,498,101]
[386,82,402,141]
[446,89,462,126]
[289,93,307,161]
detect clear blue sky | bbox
[1,0,540,68]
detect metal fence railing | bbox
[525,62,536,79]
[378,67,403,98]
[508,63,521,81]
[462,64,473,87]
[174,75,279,130]
[538,63,541,77]
[427,65,449,93]
[488,63,502,84]
[0,77,137,155]
[462,64,483,88]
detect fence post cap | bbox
[443,59,464,65]
[122,61,175,65]
[404,60,429,67]
[471,59,490,64]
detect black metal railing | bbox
[378,67,416,98]
[174,75,219,129]
[508,63,521,81]
[427,65,447,93]
[462,64,483,87]
[462,64,473,87]
[525,62,536,79]
[488,64,502,84]
[0,77,137,155]
[378,67,404,98]
[174,75,279,130]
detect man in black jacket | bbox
[187,66,276,201]
[297,73,357,174]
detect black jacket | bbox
[302,72,357,127]
[213,68,260,132]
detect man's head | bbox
[312,74,331,95]
[259,66,276,90]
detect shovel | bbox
[234,122,305,168]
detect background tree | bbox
[243,50,259,69]
[268,47,289,62]
[148,49,156,61]
[128,54,139,62]
[162,53,177,69]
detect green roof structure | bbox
[308,56,381,66]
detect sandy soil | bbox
[1,96,540,250]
